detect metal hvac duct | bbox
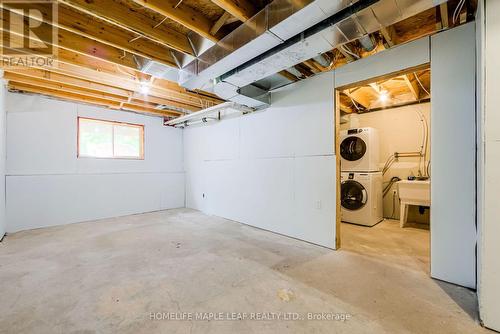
[181,0,446,108]
[179,0,355,90]
[218,0,446,90]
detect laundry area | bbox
[338,68,432,267]
[0,0,499,333]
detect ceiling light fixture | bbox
[379,90,389,103]
[139,81,150,95]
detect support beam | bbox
[131,0,219,42]
[210,0,255,22]
[60,0,194,55]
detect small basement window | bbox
[78,117,144,159]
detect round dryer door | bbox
[341,180,368,210]
[340,136,367,161]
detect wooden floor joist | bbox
[59,0,195,56]
[0,0,472,118]
[210,0,256,22]
[8,81,181,117]
[1,3,178,68]
[3,71,200,112]
[131,0,220,42]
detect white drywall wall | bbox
[0,81,6,239]
[341,103,431,221]
[430,23,476,289]
[184,72,336,248]
[478,0,500,330]
[5,93,185,232]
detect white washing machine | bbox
[341,172,383,227]
[340,127,380,172]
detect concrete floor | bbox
[0,209,490,333]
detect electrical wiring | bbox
[349,95,362,112]
[383,176,401,197]
[414,107,429,177]
[340,44,360,59]
[414,72,431,96]
[390,191,397,219]
[453,0,466,24]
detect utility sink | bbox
[397,180,431,205]
[397,180,430,227]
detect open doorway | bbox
[335,66,431,273]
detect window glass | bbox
[114,124,142,158]
[78,118,144,159]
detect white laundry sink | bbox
[397,180,431,205]
[397,180,431,227]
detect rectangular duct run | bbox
[179,0,355,90]
[219,0,447,89]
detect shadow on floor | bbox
[435,279,480,322]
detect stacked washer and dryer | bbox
[340,128,383,227]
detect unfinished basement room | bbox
[0,0,498,333]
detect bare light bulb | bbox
[379,91,389,103]
[139,82,150,95]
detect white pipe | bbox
[174,117,218,128]
[166,101,254,126]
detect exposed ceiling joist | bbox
[278,70,299,82]
[210,0,255,22]
[48,50,222,104]
[8,58,220,108]
[7,80,184,117]
[403,73,421,100]
[2,3,177,68]
[339,100,354,114]
[0,9,148,71]
[60,0,194,55]
[131,0,220,42]
[380,25,397,47]
[210,11,232,35]
[344,90,370,109]
[303,60,322,73]
[294,64,313,78]
[3,70,200,112]
[439,2,449,29]
[368,82,383,95]
[7,76,182,115]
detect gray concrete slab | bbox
[0,209,490,333]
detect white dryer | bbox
[340,127,380,172]
[341,172,383,227]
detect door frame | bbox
[334,65,430,249]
